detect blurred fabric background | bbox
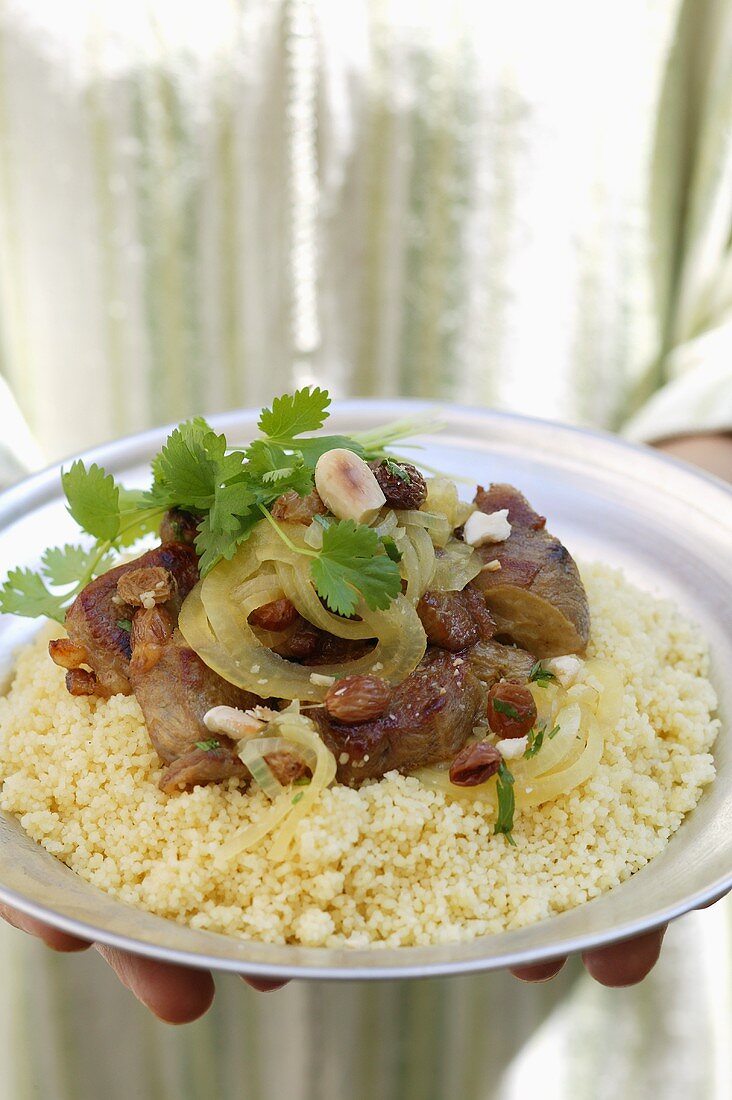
[0,1,730,1098]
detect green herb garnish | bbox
[293,776,311,787]
[116,619,132,633]
[528,661,557,686]
[195,739,221,752]
[524,719,561,759]
[0,387,436,623]
[492,698,520,719]
[385,458,411,484]
[291,791,305,805]
[494,761,516,843]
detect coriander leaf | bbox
[209,481,257,535]
[245,440,314,498]
[493,698,520,719]
[149,419,226,510]
[62,461,121,541]
[310,519,402,616]
[41,544,112,587]
[195,738,220,752]
[258,387,330,440]
[291,791,304,805]
[116,618,132,632]
[195,509,260,577]
[0,568,67,622]
[547,723,560,739]
[296,434,364,469]
[494,761,516,842]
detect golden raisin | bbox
[449,741,502,786]
[271,489,328,524]
[324,675,392,724]
[48,638,88,670]
[248,597,299,632]
[117,566,174,608]
[486,682,537,738]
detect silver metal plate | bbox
[0,402,729,980]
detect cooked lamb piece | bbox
[313,647,484,786]
[467,639,536,685]
[129,624,259,767]
[159,508,201,546]
[470,484,590,656]
[417,588,496,651]
[54,543,200,698]
[159,742,309,795]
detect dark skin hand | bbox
[0,432,728,1021]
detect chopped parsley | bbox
[494,761,516,843]
[528,661,557,687]
[492,697,520,719]
[195,739,221,752]
[0,387,437,623]
[524,720,561,759]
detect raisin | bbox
[486,682,537,738]
[324,675,392,724]
[369,461,427,510]
[449,741,502,786]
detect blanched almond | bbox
[314,449,386,524]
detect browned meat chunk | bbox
[467,639,536,686]
[159,742,309,795]
[417,588,495,651]
[57,544,200,698]
[159,509,201,546]
[313,648,484,786]
[129,625,259,767]
[159,741,249,794]
[271,489,328,524]
[117,566,175,608]
[470,484,590,656]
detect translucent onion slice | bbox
[215,709,336,864]
[394,528,422,604]
[424,477,474,529]
[179,526,427,701]
[393,509,451,548]
[431,538,482,592]
[516,715,603,807]
[268,708,338,860]
[373,510,399,537]
[519,703,581,779]
[238,736,317,800]
[405,524,437,593]
[274,561,374,640]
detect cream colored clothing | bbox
[0,2,730,1099]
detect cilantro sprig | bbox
[0,387,435,623]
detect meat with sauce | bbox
[313,647,484,786]
[470,484,590,656]
[417,587,495,651]
[53,543,200,698]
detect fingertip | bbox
[582,927,666,987]
[242,977,289,993]
[0,906,90,952]
[510,957,567,983]
[96,946,216,1024]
